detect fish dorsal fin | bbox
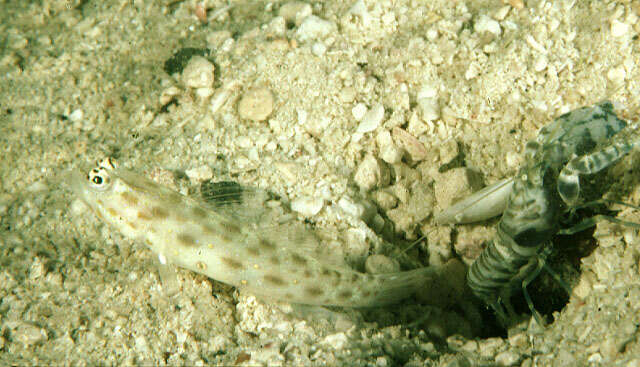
[198,179,348,267]
[256,222,349,268]
[198,179,274,224]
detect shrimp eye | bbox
[92,175,103,185]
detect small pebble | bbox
[321,332,348,350]
[345,228,370,258]
[417,97,439,121]
[160,86,181,105]
[376,130,403,164]
[533,55,548,72]
[26,181,48,193]
[37,35,52,46]
[279,1,312,26]
[352,103,368,121]
[474,14,501,36]
[478,337,505,359]
[238,87,274,122]
[372,190,397,210]
[209,87,232,114]
[29,258,45,280]
[509,0,524,10]
[195,87,214,99]
[495,350,520,366]
[69,109,84,123]
[356,104,385,133]
[291,196,324,217]
[353,154,390,191]
[296,15,336,42]
[508,332,528,348]
[588,353,603,363]
[494,6,511,21]
[337,196,366,219]
[182,56,215,89]
[392,127,427,161]
[7,33,28,49]
[311,42,327,56]
[339,87,356,103]
[607,66,626,84]
[433,168,483,209]
[611,19,630,38]
[438,139,459,164]
[14,323,48,346]
[185,165,213,183]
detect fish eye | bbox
[87,167,111,191]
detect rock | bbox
[377,130,403,164]
[372,190,397,210]
[182,56,215,89]
[185,165,213,183]
[352,103,367,121]
[238,87,274,122]
[433,168,483,209]
[279,1,312,26]
[356,104,385,133]
[296,15,336,42]
[13,323,47,346]
[611,19,630,38]
[392,127,428,161]
[474,14,501,36]
[353,154,390,191]
[291,196,324,217]
[495,350,520,366]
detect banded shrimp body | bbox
[67,158,446,308]
[437,101,640,326]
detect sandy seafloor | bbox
[2,0,640,365]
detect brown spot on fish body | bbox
[290,253,307,266]
[201,224,217,235]
[120,191,139,206]
[351,274,360,283]
[338,290,353,300]
[304,286,324,297]
[173,214,188,223]
[303,269,312,278]
[137,210,153,220]
[151,206,169,219]
[247,246,260,256]
[221,221,241,234]
[93,209,105,221]
[263,274,286,286]
[221,257,243,270]
[106,207,119,217]
[192,206,208,218]
[126,221,137,229]
[166,192,184,205]
[259,239,276,251]
[268,255,280,265]
[177,233,197,247]
[362,290,371,298]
